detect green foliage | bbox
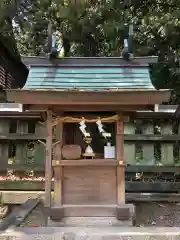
[1,0,180,101]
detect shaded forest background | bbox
[0,0,180,103]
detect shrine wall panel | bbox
[62,166,117,205]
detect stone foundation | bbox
[48,217,133,227]
[116,203,135,221]
[49,204,135,224]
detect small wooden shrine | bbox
[5,56,170,222]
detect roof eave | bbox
[5,89,171,106]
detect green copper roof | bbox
[23,64,155,91]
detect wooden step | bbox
[50,204,135,222]
[51,204,117,218]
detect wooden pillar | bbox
[116,118,125,204]
[53,122,63,206]
[45,110,53,208]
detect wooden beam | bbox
[126,165,180,173]
[52,159,117,166]
[6,163,180,173]
[124,134,180,141]
[7,129,180,142]
[26,104,154,112]
[0,134,47,140]
[1,181,180,193]
[0,108,174,119]
[26,105,48,111]
[53,122,63,206]
[6,130,180,142]
[58,105,151,112]
[44,110,53,208]
[6,89,170,105]
[1,191,180,204]
[130,111,175,119]
[116,118,125,204]
[53,167,62,206]
[0,112,41,119]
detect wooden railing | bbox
[0,111,179,169]
[124,112,179,166]
[0,112,46,172]
[0,108,179,194]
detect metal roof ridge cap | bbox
[10,89,161,92]
[21,56,158,59]
[28,64,149,67]
[22,56,158,66]
[5,89,171,93]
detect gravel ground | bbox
[135,202,180,227]
[19,202,180,227]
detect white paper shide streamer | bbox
[96,119,111,138]
[79,119,90,137]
